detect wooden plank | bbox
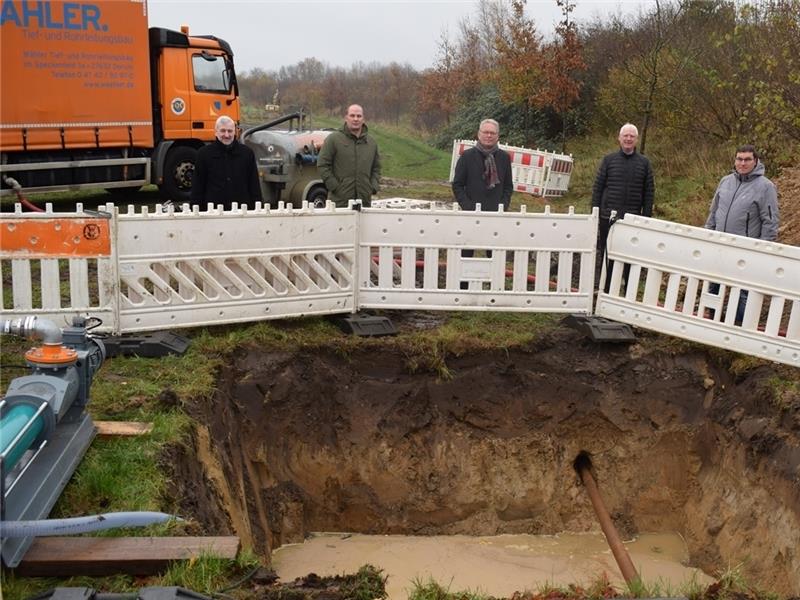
[16,536,240,576]
[94,421,154,436]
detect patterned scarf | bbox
[476,142,500,189]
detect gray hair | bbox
[215,115,236,129]
[619,123,638,136]
[478,119,500,134]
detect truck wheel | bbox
[307,186,328,208]
[160,146,197,203]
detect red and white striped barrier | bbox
[450,140,573,198]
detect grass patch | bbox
[152,549,262,594]
[310,114,452,182]
[409,577,489,600]
[0,185,162,211]
[52,410,192,519]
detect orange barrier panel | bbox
[1,218,111,257]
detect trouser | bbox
[708,283,748,325]
[596,217,630,293]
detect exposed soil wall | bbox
[172,328,800,595]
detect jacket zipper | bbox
[722,178,743,232]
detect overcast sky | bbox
[148,0,652,74]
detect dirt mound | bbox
[776,166,800,245]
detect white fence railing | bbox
[2,202,597,331]
[358,205,596,313]
[114,202,357,332]
[2,205,798,367]
[595,214,799,366]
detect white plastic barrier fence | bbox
[358,205,597,313]
[0,203,119,331]
[450,140,574,197]
[114,202,357,332]
[595,214,800,367]
[3,204,799,368]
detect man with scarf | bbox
[452,120,513,289]
[452,119,513,212]
[191,115,263,208]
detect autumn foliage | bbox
[236,0,799,162]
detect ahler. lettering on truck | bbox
[0,0,152,152]
[1,1,107,30]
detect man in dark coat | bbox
[191,115,263,208]
[592,123,655,291]
[452,118,513,212]
[451,119,513,289]
[317,104,381,207]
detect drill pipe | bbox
[575,454,639,586]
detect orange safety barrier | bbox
[0,218,111,258]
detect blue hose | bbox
[0,511,182,538]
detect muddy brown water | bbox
[272,531,714,598]
[170,327,800,596]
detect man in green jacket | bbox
[318,104,381,207]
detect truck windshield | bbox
[192,53,230,93]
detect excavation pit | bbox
[173,327,800,596]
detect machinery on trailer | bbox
[243,112,332,207]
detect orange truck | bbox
[0,0,239,202]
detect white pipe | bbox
[0,511,181,537]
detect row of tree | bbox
[237,0,799,162]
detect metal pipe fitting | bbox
[2,316,63,345]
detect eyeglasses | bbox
[735,157,754,162]
[479,130,498,136]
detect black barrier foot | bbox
[333,313,397,337]
[102,331,191,358]
[561,315,636,343]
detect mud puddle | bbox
[273,531,713,598]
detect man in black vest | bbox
[592,123,655,291]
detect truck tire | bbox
[160,146,197,203]
[307,185,328,208]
